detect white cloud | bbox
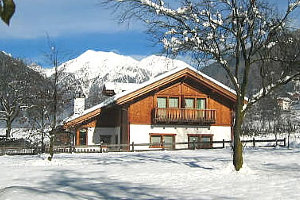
[0,0,145,39]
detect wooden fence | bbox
[0,137,286,155]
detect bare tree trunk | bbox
[233,98,244,171]
[41,108,45,153]
[41,131,45,153]
[48,131,54,161]
[47,40,59,162]
[6,119,12,138]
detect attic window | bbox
[157,97,179,108]
[157,97,167,108]
[169,97,179,108]
[184,98,194,108]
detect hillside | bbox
[0,51,49,131]
[201,56,295,96]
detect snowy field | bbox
[0,148,299,200]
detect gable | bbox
[117,68,237,105]
[156,82,207,97]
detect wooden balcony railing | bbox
[153,108,216,124]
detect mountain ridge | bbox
[45,50,191,106]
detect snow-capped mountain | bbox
[46,50,190,106]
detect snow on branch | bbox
[288,0,300,11]
[139,0,179,17]
[109,0,300,103]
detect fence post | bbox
[131,142,134,152]
[253,137,255,147]
[284,137,286,147]
[288,135,290,149]
[222,139,225,148]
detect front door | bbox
[79,129,87,145]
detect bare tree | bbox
[26,88,52,152]
[105,0,300,170]
[43,36,79,160]
[0,53,44,138]
[44,38,61,161]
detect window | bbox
[188,134,213,149]
[197,98,206,109]
[150,134,175,149]
[188,136,199,149]
[169,97,179,108]
[196,98,206,118]
[157,97,167,119]
[157,97,207,109]
[157,97,167,108]
[156,97,179,121]
[150,135,161,147]
[200,136,212,148]
[155,96,209,124]
[157,97,179,108]
[164,135,174,149]
[185,98,195,108]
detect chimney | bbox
[74,92,85,115]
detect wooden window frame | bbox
[187,134,213,149]
[156,96,208,109]
[183,97,208,109]
[168,97,180,108]
[196,98,207,109]
[156,95,181,108]
[149,133,176,148]
[184,97,195,109]
[157,96,167,108]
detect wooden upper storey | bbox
[128,76,234,126]
[64,67,238,128]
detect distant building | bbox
[277,97,292,111]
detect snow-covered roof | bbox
[277,97,292,102]
[103,82,140,95]
[64,65,238,125]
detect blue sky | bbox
[0,0,298,67]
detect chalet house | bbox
[64,66,238,150]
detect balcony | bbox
[153,108,216,124]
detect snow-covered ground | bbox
[0,148,299,200]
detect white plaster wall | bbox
[130,124,231,150]
[210,126,232,140]
[87,127,120,145]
